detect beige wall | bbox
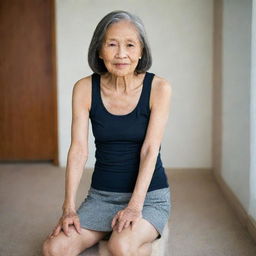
[55,0,213,168]
[221,0,252,214]
[249,0,256,222]
[214,0,256,224]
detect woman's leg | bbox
[107,218,159,256]
[42,225,108,256]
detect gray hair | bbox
[88,10,152,74]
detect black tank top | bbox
[89,71,169,192]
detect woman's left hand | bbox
[111,207,142,233]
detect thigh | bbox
[109,218,159,247]
[44,225,108,255]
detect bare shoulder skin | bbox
[149,75,172,111]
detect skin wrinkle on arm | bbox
[128,78,172,211]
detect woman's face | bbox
[99,20,143,76]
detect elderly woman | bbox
[43,10,172,256]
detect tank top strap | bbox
[139,71,155,113]
[89,73,100,117]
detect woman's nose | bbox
[116,45,127,58]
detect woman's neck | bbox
[102,72,142,94]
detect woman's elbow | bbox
[69,144,88,161]
[140,145,159,159]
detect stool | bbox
[98,224,169,256]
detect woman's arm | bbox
[128,76,172,209]
[62,78,90,211]
[111,76,172,232]
[50,76,91,238]
[63,77,91,212]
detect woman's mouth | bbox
[114,63,129,68]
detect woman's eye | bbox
[108,43,116,47]
[127,44,134,47]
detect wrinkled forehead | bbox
[103,20,142,43]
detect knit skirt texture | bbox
[77,186,171,239]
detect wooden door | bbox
[0,0,58,164]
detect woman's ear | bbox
[98,49,102,59]
[139,48,143,59]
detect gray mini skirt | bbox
[77,186,171,240]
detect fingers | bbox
[112,208,141,233]
[48,224,61,239]
[48,212,82,239]
[111,214,118,228]
[117,220,125,232]
[131,219,138,231]
[119,219,133,232]
[73,218,82,234]
[63,220,70,237]
[124,220,130,229]
[53,225,61,236]
[117,219,136,232]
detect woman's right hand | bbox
[49,210,82,238]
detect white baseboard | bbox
[213,170,256,243]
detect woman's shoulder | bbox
[72,74,95,96]
[72,74,93,111]
[73,74,92,89]
[148,73,172,109]
[151,73,172,95]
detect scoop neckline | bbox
[98,72,148,117]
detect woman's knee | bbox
[42,226,107,256]
[42,237,63,256]
[107,237,135,256]
[42,231,74,256]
